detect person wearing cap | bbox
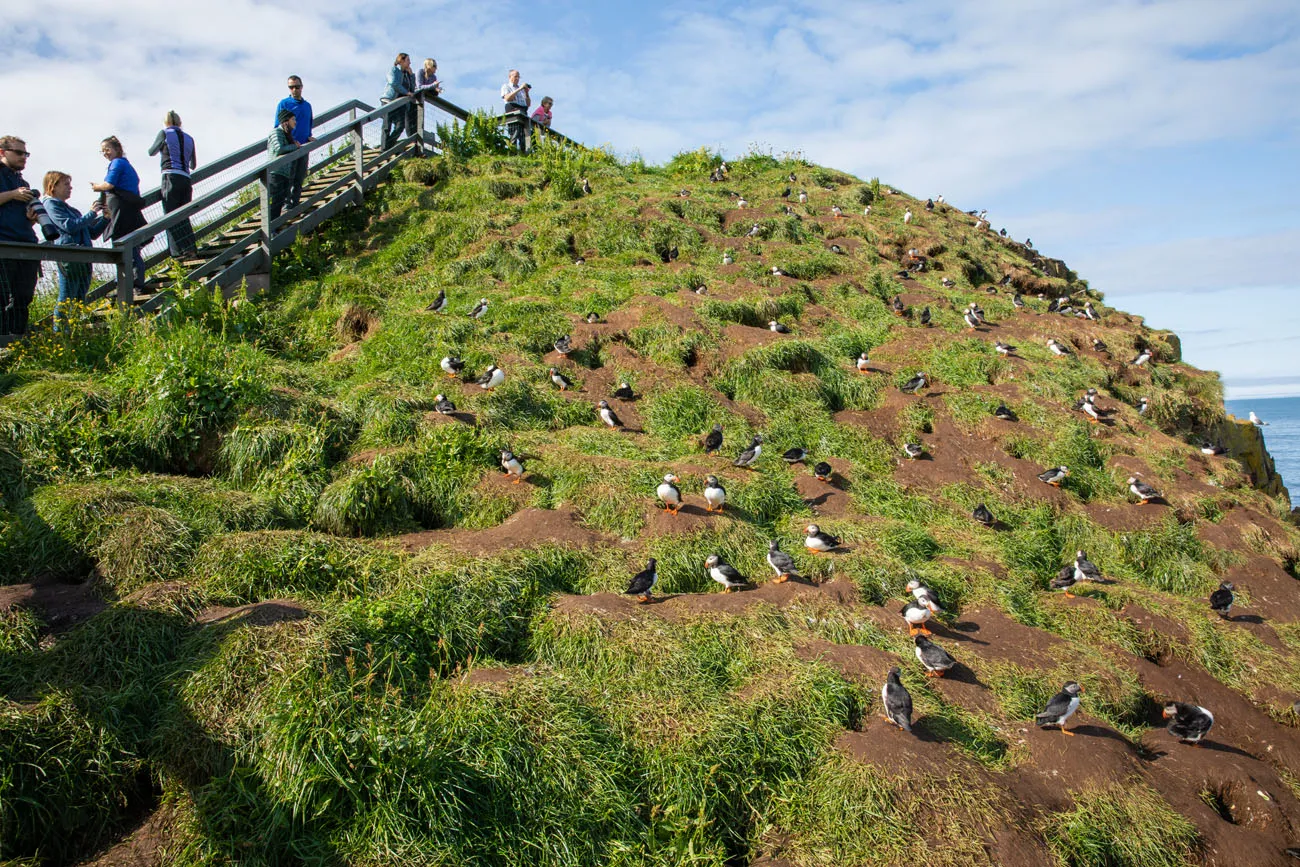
[267,110,298,223]
[0,134,40,335]
[274,76,314,208]
[147,111,198,258]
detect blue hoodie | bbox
[274,96,313,144]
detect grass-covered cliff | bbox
[3,138,1300,866]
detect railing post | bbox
[415,98,426,157]
[352,120,365,202]
[116,246,134,308]
[258,169,272,265]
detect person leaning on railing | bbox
[500,69,531,153]
[91,136,147,294]
[39,171,106,328]
[267,110,299,223]
[416,58,443,102]
[381,53,417,151]
[147,111,197,259]
[532,96,554,129]
[0,135,40,336]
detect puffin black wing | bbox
[703,426,723,453]
[1035,686,1079,726]
[882,668,913,732]
[625,560,657,596]
[1209,583,1234,616]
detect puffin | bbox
[553,334,573,356]
[734,435,763,469]
[891,295,906,317]
[657,473,683,515]
[1200,441,1226,456]
[788,171,797,182]
[1036,682,1083,735]
[470,297,489,319]
[1138,397,1150,416]
[737,196,748,209]
[994,403,1018,421]
[703,475,727,513]
[782,447,807,464]
[903,209,913,224]
[936,194,945,204]
[780,186,791,198]
[1051,565,1079,597]
[722,252,734,265]
[901,601,935,636]
[679,189,692,197]
[1080,396,1101,424]
[831,204,843,218]
[1209,581,1235,618]
[881,667,914,732]
[856,352,872,373]
[798,190,808,203]
[924,198,934,211]
[906,579,941,611]
[695,285,708,295]
[574,256,586,266]
[767,539,800,583]
[902,442,924,460]
[1038,466,1069,487]
[972,503,996,527]
[748,223,762,237]
[705,554,749,592]
[612,381,635,401]
[770,266,789,277]
[1092,338,1110,355]
[625,558,658,604]
[830,243,844,255]
[1131,348,1152,367]
[581,177,592,195]
[433,394,456,415]
[597,400,623,429]
[1025,237,1033,248]
[426,288,447,313]
[476,365,505,390]
[1073,550,1103,584]
[813,461,833,482]
[968,302,987,324]
[703,423,724,455]
[440,355,465,378]
[1084,302,1099,321]
[804,524,840,554]
[1012,292,1025,308]
[1047,338,1072,356]
[500,449,524,483]
[549,367,573,391]
[863,205,871,215]
[899,371,928,394]
[914,635,956,677]
[586,312,601,324]
[667,245,679,262]
[994,341,1017,356]
[919,306,932,326]
[769,320,791,334]
[941,277,955,288]
[963,308,981,331]
[1127,475,1160,505]
[1163,702,1214,745]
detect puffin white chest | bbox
[657,483,680,504]
[704,485,725,508]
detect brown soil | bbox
[196,599,311,627]
[79,805,174,867]
[394,507,616,556]
[0,576,107,634]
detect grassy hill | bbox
[2,137,1300,866]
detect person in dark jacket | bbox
[40,170,107,326]
[147,111,197,258]
[381,53,416,151]
[0,134,40,335]
[274,76,314,207]
[91,136,147,293]
[267,110,298,223]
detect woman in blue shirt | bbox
[381,53,417,151]
[90,136,147,292]
[41,170,107,326]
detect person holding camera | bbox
[91,136,147,294]
[40,171,107,327]
[381,53,417,151]
[147,111,197,259]
[501,69,531,153]
[0,135,41,335]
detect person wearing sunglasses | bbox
[274,76,314,208]
[0,135,40,335]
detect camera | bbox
[524,83,531,88]
[27,193,60,242]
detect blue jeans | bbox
[56,262,92,328]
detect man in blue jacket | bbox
[274,76,314,208]
[0,135,40,335]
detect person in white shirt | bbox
[500,69,531,152]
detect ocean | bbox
[1224,396,1300,497]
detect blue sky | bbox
[5,0,1298,397]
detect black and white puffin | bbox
[1163,702,1214,745]
[574,256,586,266]
[919,306,932,326]
[703,475,727,513]
[994,341,1017,356]
[597,400,623,429]
[469,297,489,319]
[440,355,465,378]
[734,435,763,469]
[972,503,996,527]
[1083,302,1099,321]
[782,447,807,464]
[705,554,749,592]
[767,540,800,583]
[1200,441,1226,456]
[1012,292,1025,308]
[901,600,934,636]
[1073,550,1103,584]
[900,372,928,394]
[1036,682,1083,735]
[737,196,748,209]
[813,461,833,482]
[804,524,840,554]
[657,473,682,515]
[941,277,955,288]
[722,252,734,265]
[586,312,601,324]
[612,381,635,401]
[798,189,808,203]
[1138,397,1150,416]
[549,367,572,391]
[581,177,592,195]
[905,579,941,611]
[500,449,524,483]
[1209,581,1235,617]
[1131,348,1152,367]
[891,295,906,317]
[625,558,658,604]
[963,308,981,331]
[902,442,924,460]
[703,423,723,454]
[856,352,871,373]
[426,288,447,312]
[831,204,843,218]
[924,198,934,211]
[1092,337,1110,355]
[748,223,762,238]
[1038,466,1069,487]
[969,302,987,324]
[1047,338,1071,356]
[882,667,914,732]
[476,364,505,390]
[780,186,791,198]
[1080,396,1101,424]
[553,334,573,356]
[769,320,791,334]
[914,635,955,677]
[666,245,679,262]
[1127,475,1160,505]
[1050,565,1078,597]
[433,394,456,415]
[829,243,844,255]
[994,403,1018,421]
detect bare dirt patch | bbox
[394,507,616,556]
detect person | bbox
[415,58,443,101]
[40,171,107,326]
[90,136,146,294]
[381,53,416,151]
[500,69,531,152]
[267,110,298,223]
[147,111,197,258]
[0,135,40,335]
[532,96,554,129]
[274,76,314,208]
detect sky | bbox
[4,0,1298,399]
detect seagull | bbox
[903,209,913,224]
[657,473,682,515]
[581,177,592,195]
[426,288,447,312]
[553,334,573,356]
[767,539,800,583]
[500,449,524,483]
[856,352,871,373]
[1036,682,1083,736]
[902,442,924,460]
[1131,348,1152,367]
[1209,581,1235,618]
[1249,411,1268,426]
[1038,465,1069,487]
[813,461,833,482]
[625,558,658,604]
[1047,338,1072,356]
[440,355,465,378]
[705,554,750,593]
[548,367,572,391]
[433,394,456,415]
[1127,475,1160,505]
[972,503,996,527]
[612,381,635,401]
[476,364,505,390]
[899,371,928,394]
[597,399,623,429]
[734,435,763,469]
[470,297,489,319]
[994,341,1016,356]
[994,402,1018,421]
[703,475,727,513]
[881,667,913,732]
[769,320,791,334]
[782,447,807,464]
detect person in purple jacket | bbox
[147,111,197,258]
[90,136,146,293]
